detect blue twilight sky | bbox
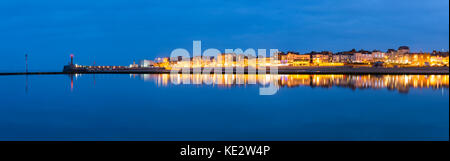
[0,0,448,72]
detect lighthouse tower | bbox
[63,54,77,72]
[70,54,74,65]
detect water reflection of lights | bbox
[137,74,449,94]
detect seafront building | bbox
[63,45,449,72]
[148,46,448,69]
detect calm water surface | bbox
[0,74,448,141]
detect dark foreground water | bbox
[0,74,448,141]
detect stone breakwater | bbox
[166,66,449,74]
[275,66,449,74]
[1,66,448,75]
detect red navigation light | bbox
[70,54,74,58]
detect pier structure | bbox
[62,54,166,73]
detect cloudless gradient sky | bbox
[0,0,448,72]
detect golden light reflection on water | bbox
[138,74,449,93]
